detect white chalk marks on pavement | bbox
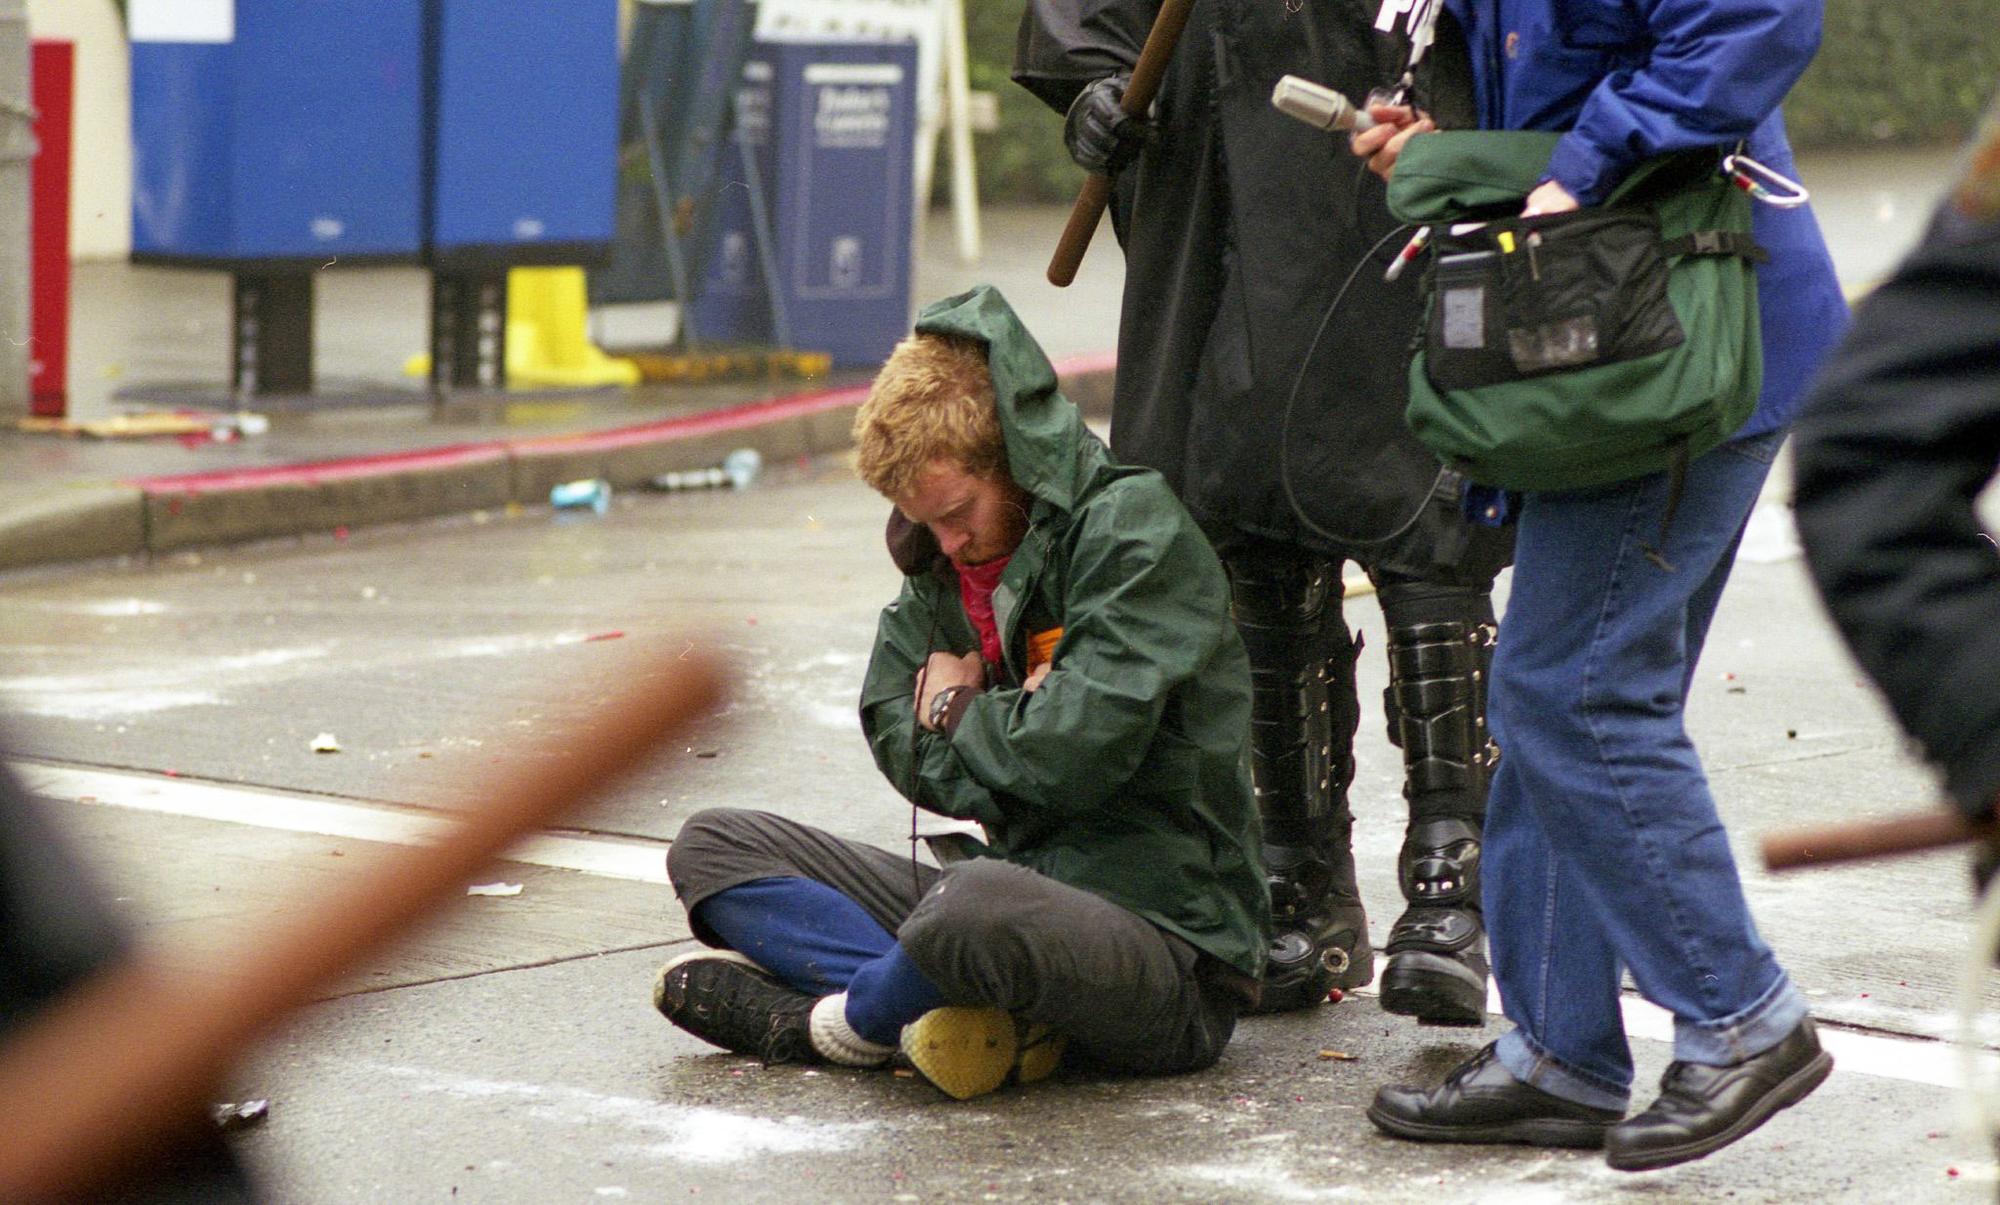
[369,1063,880,1165]
[10,760,670,884]
[11,757,1996,1096]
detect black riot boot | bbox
[1227,550,1373,1013]
[1376,582,1499,1026]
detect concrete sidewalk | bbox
[3,418,1982,1202]
[0,145,1956,574]
[0,204,1128,573]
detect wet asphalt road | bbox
[2,446,1996,1202]
[0,136,1986,1197]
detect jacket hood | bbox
[913,285,1104,516]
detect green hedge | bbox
[955,0,1083,205]
[958,0,2000,204]
[1786,0,1999,149]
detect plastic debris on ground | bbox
[551,478,612,515]
[467,882,524,897]
[16,410,269,440]
[310,732,342,754]
[651,448,762,492]
[212,1099,270,1131]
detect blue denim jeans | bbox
[1485,432,1808,1111]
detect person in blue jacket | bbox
[1349,0,1848,1172]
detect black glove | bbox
[1063,74,1152,175]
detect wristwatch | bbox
[927,685,968,731]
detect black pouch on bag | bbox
[1425,207,1685,391]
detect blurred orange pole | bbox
[0,645,728,1202]
[1761,808,1992,872]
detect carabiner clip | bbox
[1721,153,1810,209]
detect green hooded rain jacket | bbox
[858,286,1271,982]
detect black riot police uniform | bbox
[1014,0,1513,1020]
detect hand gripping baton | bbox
[1046,0,1195,287]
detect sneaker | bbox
[652,949,820,1065]
[900,1006,1066,1101]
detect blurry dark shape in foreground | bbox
[0,645,727,1202]
[1773,95,2000,890]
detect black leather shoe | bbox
[1605,1017,1833,1172]
[1369,1043,1624,1148]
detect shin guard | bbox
[1377,583,1498,1026]
[1228,550,1372,1012]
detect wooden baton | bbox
[1046,0,1194,287]
[1761,808,1996,872]
[0,645,728,1203]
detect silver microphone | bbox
[1271,74,1377,133]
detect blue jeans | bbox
[1485,432,1808,1111]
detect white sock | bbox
[809,993,896,1067]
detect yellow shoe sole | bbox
[1015,1022,1065,1085]
[901,1008,1067,1100]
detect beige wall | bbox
[27,0,130,261]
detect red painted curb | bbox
[506,381,873,458]
[133,442,510,495]
[126,352,1117,495]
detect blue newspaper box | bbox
[690,59,779,343]
[694,41,918,367]
[429,0,621,268]
[129,0,424,264]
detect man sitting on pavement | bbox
[651,285,1271,1099]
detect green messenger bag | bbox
[1385,130,1766,493]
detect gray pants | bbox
[667,807,1241,1075]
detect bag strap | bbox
[1663,230,1770,263]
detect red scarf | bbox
[955,555,1010,669]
